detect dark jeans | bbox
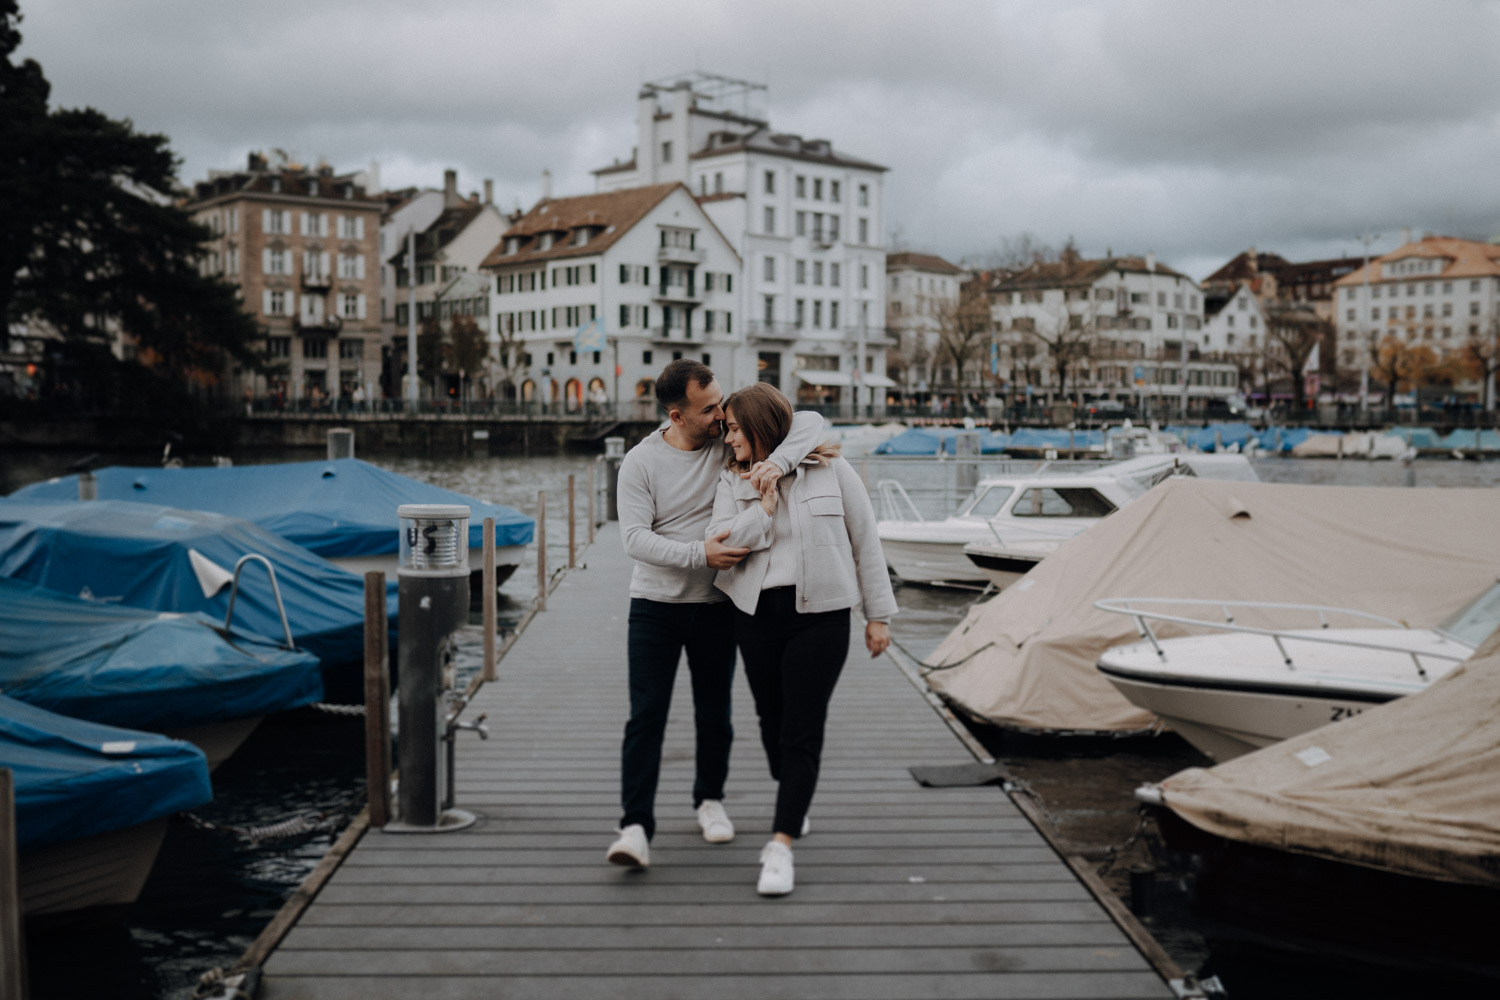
[620,598,736,839]
[734,588,850,838]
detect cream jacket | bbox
[706,456,898,621]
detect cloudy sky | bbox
[16,0,1500,280]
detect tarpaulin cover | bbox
[1157,627,1500,887]
[1437,428,1500,452]
[1255,427,1310,453]
[1,693,211,852]
[11,458,534,557]
[924,478,1500,732]
[1385,426,1442,450]
[1173,422,1256,452]
[0,575,323,730]
[871,427,1010,455]
[0,498,397,665]
[1004,428,1104,452]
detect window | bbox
[725,274,732,293]
[812,301,822,328]
[795,299,805,327]
[764,295,775,323]
[268,290,287,315]
[1372,285,1381,298]
[265,249,288,275]
[1471,280,1481,292]
[1347,308,1356,321]
[339,338,362,360]
[763,206,775,234]
[714,172,723,194]
[858,184,869,207]
[813,261,823,286]
[1372,307,1381,320]
[341,293,360,318]
[1159,292,1168,307]
[1012,487,1116,518]
[642,350,653,365]
[764,170,775,194]
[795,260,806,284]
[813,178,822,200]
[830,301,839,327]
[857,218,868,243]
[1443,302,1453,317]
[705,310,715,333]
[266,337,290,358]
[795,175,806,198]
[661,141,672,163]
[830,263,841,287]
[795,211,806,237]
[619,304,630,327]
[1443,281,1452,293]
[830,180,841,203]
[829,215,840,241]
[337,215,364,240]
[302,337,327,359]
[1424,282,1434,295]
[860,264,869,289]
[764,256,776,282]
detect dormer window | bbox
[574,227,592,246]
[342,184,353,199]
[269,177,282,193]
[307,179,319,197]
[538,232,554,251]
[505,236,521,255]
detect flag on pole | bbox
[573,316,606,353]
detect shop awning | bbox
[794,369,852,387]
[860,373,897,388]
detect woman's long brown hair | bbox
[724,382,840,473]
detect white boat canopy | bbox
[1153,626,1500,887]
[923,477,1500,733]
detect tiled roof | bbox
[688,127,888,172]
[886,251,961,274]
[991,255,1190,290]
[1334,236,1500,286]
[189,169,379,207]
[1203,250,1292,285]
[479,182,683,269]
[695,192,743,204]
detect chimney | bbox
[1401,227,1412,245]
[1247,247,1258,275]
[483,179,493,205]
[1146,252,1156,272]
[541,169,552,201]
[443,168,459,206]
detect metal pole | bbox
[1359,230,1375,419]
[536,491,547,612]
[567,474,576,569]
[483,517,496,683]
[1,768,25,1000]
[389,504,474,833]
[406,229,418,410]
[363,571,391,829]
[588,462,596,544]
[612,338,620,413]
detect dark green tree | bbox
[2,0,260,410]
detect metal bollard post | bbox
[604,436,626,521]
[385,503,476,834]
[568,474,576,569]
[327,427,355,460]
[77,470,97,501]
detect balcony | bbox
[657,244,705,264]
[302,271,332,290]
[652,284,701,304]
[746,321,799,342]
[651,326,696,344]
[294,314,343,335]
[809,229,836,250]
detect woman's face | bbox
[724,406,757,464]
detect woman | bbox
[706,382,898,896]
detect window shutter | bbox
[302,251,311,274]
[357,294,367,319]
[262,248,272,273]
[286,291,296,316]
[262,289,272,315]
[262,209,271,231]
[321,251,331,276]
[300,212,309,236]
[355,254,365,280]
[355,217,365,240]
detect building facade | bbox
[189,152,383,405]
[481,183,741,416]
[884,251,964,403]
[592,73,891,412]
[990,252,1238,410]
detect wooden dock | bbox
[257,522,1177,999]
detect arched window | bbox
[565,378,583,412]
[521,379,535,402]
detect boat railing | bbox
[1093,596,1469,680]
[224,554,297,650]
[979,519,1082,548]
[876,479,926,522]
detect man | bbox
[608,360,825,868]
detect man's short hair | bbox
[655,359,716,412]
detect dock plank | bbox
[258,521,1171,999]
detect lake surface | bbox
[5,446,1497,998]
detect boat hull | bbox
[20,819,169,917]
[962,546,1044,589]
[878,537,987,585]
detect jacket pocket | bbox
[803,493,846,546]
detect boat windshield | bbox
[960,486,1014,519]
[1011,487,1118,518]
[1437,581,1500,648]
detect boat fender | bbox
[1223,497,1251,520]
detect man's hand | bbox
[742,460,783,493]
[705,530,750,569]
[865,621,891,658]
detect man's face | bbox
[672,378,725,446]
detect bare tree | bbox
[964,232,1058,272]
[1028,294,1100,401]
[1461,318,1500,411]
[934,278,993,399]
[1368,335,1438,410]
[1264,307,1330,410]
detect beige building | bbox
[189,152,384,406]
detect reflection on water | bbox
[3,446,1497,999]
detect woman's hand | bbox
[865,621,891,658]
[742,460,783,493]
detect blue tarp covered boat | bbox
[872,427,1010,455]
[0,498,397,666]
[1437,428,1500,452]
[1004,427,1105,454]
[1171,422,1257,452]
[0,575,323,734]
[11,458,534,567]
[1256,427,1311,453]
[1385,426,1443,450]
[3,692,211,914]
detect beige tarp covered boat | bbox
[923,478,1500,733]
[1153,627,1500,887]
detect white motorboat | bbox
[960,536,1055,589]
[1093,582,1500,761]
[877,453,1257,586]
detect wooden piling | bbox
[536,491,547,612]
[1,768,28,1000]
[482,518,497,683]
[567,474,576,569]
[587,463,596,545]
[363,572,391,829]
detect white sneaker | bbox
[607,824,649,868]
[800,815,811,838]
[757,840,794,896]
[697,799,735,844]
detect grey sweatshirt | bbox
[618,411,826,602]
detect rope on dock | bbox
[310,701,366,716]
[182,808,346,844]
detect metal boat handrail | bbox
[875,479,926,522]
[1093,596,1469,680]
[224,553,298,650]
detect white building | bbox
[990,251,1238,410]
[884,251,964,401]
[480,182,741,415]
[1202,281,1270,360]
[1334,235,1500,404]
[592,73,892,413]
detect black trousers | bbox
[734,588,850,838]
[620,598,735,840]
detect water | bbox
[4,447,1498,998]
